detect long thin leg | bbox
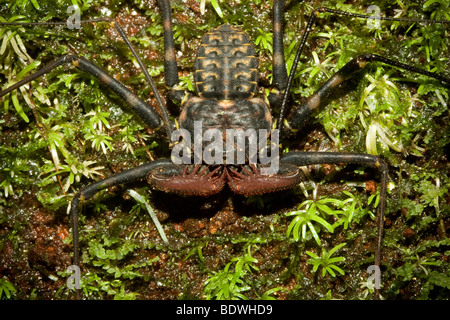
[277,7,450,132]
[276,12,317,130]
[286,53,450,131]
[157,0,178,88]
[157,0,187,104]
[70,159,174,298]
[0,55,163,129]
[113,21,173,136]
[271,0,288,93]
[282,151,387,300]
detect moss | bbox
[0,0,449,300]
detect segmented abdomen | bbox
[194,24,258,100]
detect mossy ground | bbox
[0,0,449,300]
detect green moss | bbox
[0,0,449,300]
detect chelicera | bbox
[1,0,449,300]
